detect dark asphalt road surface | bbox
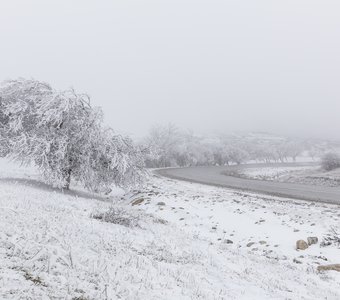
[156,164,340,205]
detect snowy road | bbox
[156,164,340,205]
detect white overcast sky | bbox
[1,0,339,139]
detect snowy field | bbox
[234,165,340,187]
[1,159,340,299]
[235,166,317,181]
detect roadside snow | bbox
[235,165,340,187]
[1,159,340,299]
[236,166,316,181]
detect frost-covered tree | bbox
[82,128,146,192]
[144,124,183,167]
[0,78,145,191]
[228,146,249,165]
[309,147,322,161]
[285,141,303,162]
[142,126,315,168]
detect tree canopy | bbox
[0,78,145,191]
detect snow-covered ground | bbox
[1,159,340,299]
[235,165,340,187]
[236,166,317,181]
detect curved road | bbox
[156,164,340,205]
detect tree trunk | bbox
[63,169,72,190]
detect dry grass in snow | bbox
[0,159,340,299]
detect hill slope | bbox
[0,160,339,299]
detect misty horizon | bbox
[2,2,340,298]
[1,0,339,140]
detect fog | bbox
[1,0,339,139]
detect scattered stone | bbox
[316,255,328,261]
[320,240,332,247]
[317,264,340,272]
[296,240,308,250]
[212,226,217,230]
[247,242,255,247]
[293,229,300,232]
[259,241,267,245]
[307,237,318,245]
[310,223,316,226]
[157,202,166,206]
[293,258,302,264]
[153,218,168,224]
[255,219,266,225]
[224,239,233,244]
[131,198,144,206]
[179,218,185,221]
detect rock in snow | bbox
[296,240,309,250]
[131,198,144,206]
[224,239,234,244]
[317,264,340,272]
[307,236,319,245]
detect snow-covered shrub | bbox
[321,227,340,248]
[0,78,146,191]
[321,152,340,171]
[92,207,140,227]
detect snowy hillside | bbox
[1,159,340,299]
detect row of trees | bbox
[0,79,145,192]
[142,124,318,168]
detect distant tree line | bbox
[142,124,327,168]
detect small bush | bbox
[321,227,340,248]
[321,152,340,171]
[23,270,46,286]
[92,207,140,228]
